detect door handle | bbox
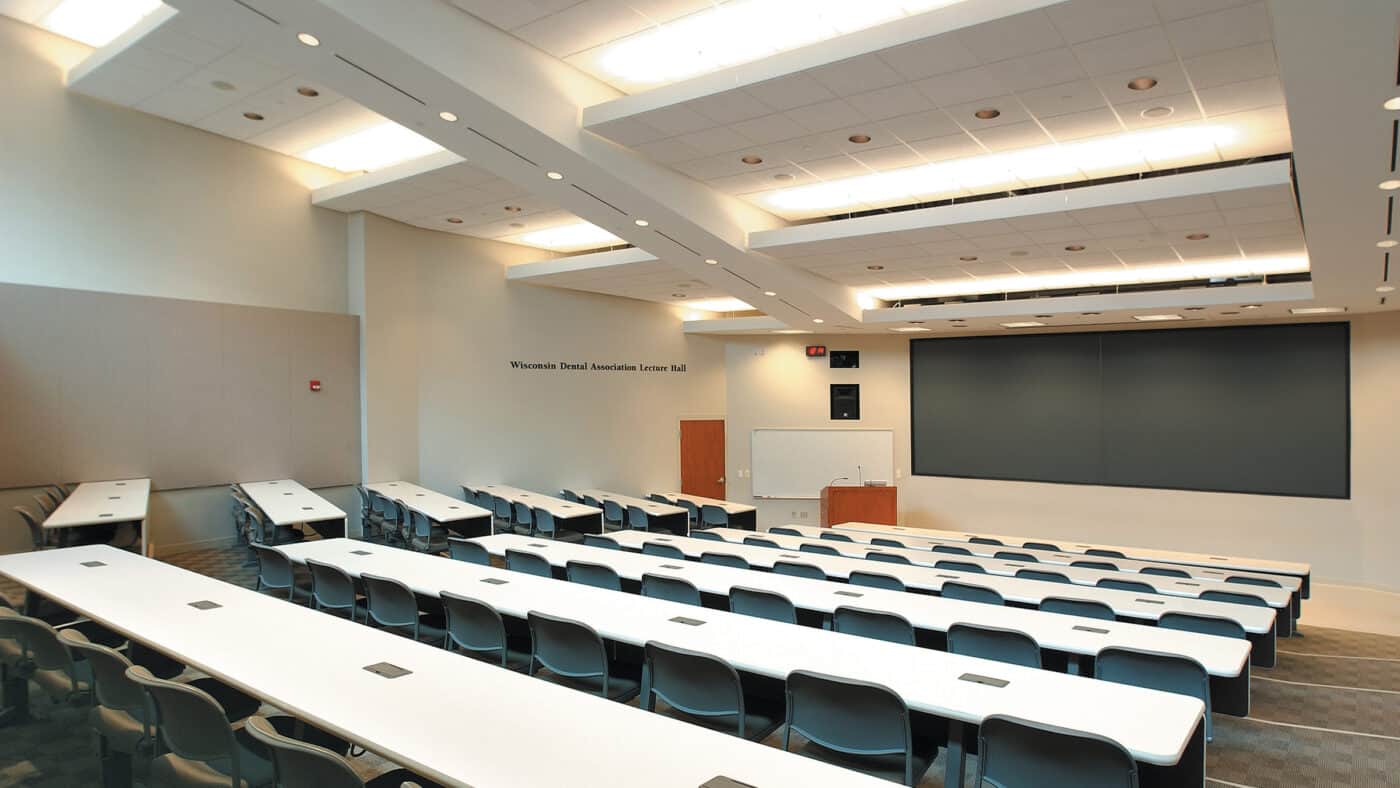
[717,477,725,484]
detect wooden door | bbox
[680,419,725,499]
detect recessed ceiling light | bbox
[1378,285,1397,293]
[1221,311,1240,315]
[1010,250,1028,257]
[813,318,825,324]
[511,222,623,251]
[1381,180,1400,190]
[1290,307,1347,315]
[909,321,925,324]
[773,173,794,181]
[681,297,752,312]
[959,255,979,262]
[297,32,320,47]
[445,217,463,224]
[243,112,264,121]
[891,326,931,332]
[1081,312,1101,316]
[1184,306,1206,311]
[1140,106,1174,119]
[297,87,320,97]
[1385,97,1400,111]
[741,155,763,165]
[1241,304,1263,309]
[763,291,777,297]
[1378,239,1398,248]
[508,222,524,229]
[974,108,1001,120]
[675,282,693,289]
[1001,321,1045,328]
[38,0,162,47]
[1127,76,1158,91]
[546,171,564,180]
[298,122,444,173]
[439,111,458,122]
[704,258,718,265]
[848,134,872,144]
[504,205,522,213]
[1133,314,1183,322]
[634,219,650,227]
[866,264,885,271]
[1185,232,1210,240]
[211,80,236,91]
[1064,244,1086,252]
[671,293,688,299]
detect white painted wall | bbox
[724,315,1400,591]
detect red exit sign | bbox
[806,345,827,358]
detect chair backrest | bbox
[940,581,1004,606]
[58,629,144,717]
[1096,578,1156,593]
[1024,541,1060,551]
[567,560,622,591]
[932,544,972,555]
[626,505,650,530]
[32,494,55,516]
[819,531,854,542]
[360,573,419,628]
[528,612,607,684]
[641,542,685,559]
[447,537,491,565]
[1016,568,1070,584]
[729,586,797,624]
[947,623,1041,669]
[870,537,908,549]
[743,536,780,549]
[799,543,840,556]
[678,499,700,522]
[1225,575,1284,588]
[602,500,625,524]
[647,494,672,504]
[934,559,984,574]
[848,571,906,593]
[1040,597,1115,621]
[969,537,1003,546]
[866,551,911,565]
[512,501,533,528]
[641,574,701,606]
[393,501,413,533]
[643,642,746,732]
[126,665,239,772]
[769,527,801,537]
[700,505,728,528]
[1085,548,1127,558]
[305,559,357,611]
[689,530,723,542]
[1199,589,1269,607]
[1072,560,1119,571]
[1140,566,1191,578]
[505,549,553,578]
[493,496,512,520]
[354,485,373,516]
[1158,611,1246,639]
[772,561,827,581]
[7,614,78,699]
[410,509,434,539]
[583,534,621,550]
[785,670,914,785]
[833,606,915,646]
[559,489,582,503]
[995,550,1038,562]
[12,506,45,550]
[534,508,557,536]
[1095,647,1211,724]
[373,492,398,521]
[245,715,364,788]
[251,544,295,592]
[700,552,750,570]
[976,714,1138,788]
[582,494,602,510]
[441,592,510,666]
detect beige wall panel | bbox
[0,285,65,487]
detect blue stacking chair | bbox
[510,502,534,536]
[1200,590,1270,608]
[1086,549,1127,558]
[820,532,854,542]
[932,544,972,556]
[729,586,797,624]
[1016,568,1070,584]
[833,607,914,646]
[800,543,840,556]
[867,551,911,565]
[642,642,781,741]
[583,534,621,550]
[441,592,529,672]
[504,549,552,578]
[773,561,827,581]
[769,527,802,537]
[699,505,729,530]
[447,537,491,565]
[527,612,640,702]
[566,560,622,591]
[871,538,907,549]
[602,500,627,533]
[1097,578,1156,593]
[1096,646,1214,741]
[558,489,582,503]
[934,559,984,574]
[360,573,446,645]
[627,505,651,531]
[1141,566,1191,578]
[1073,560,1119,571]
[783,670,935,786]
[995,550,1038,562]
[491,496,513,534]
[701,552,750,570]
[641,542,686,559]
[641,574,701,606]
[976,715,1137,788]
[1159,612,1246,639]
[1024,542,1060,551]
[743,536,780,549]
[1226,575,1283,588]
[690,530,724,542]
[969,537,1002,546]
[940,581,1003,606]
[848,571,905,593]
[1040,597,1114,621]
[678,499,700,531]
[947,623,1040,669]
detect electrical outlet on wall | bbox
[799,511,809,519]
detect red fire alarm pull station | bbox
[309,380,322,392]
[806,345,827,358]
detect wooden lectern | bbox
[820,485,897,528]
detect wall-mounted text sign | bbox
[510,360,687,373]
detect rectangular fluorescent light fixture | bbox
[40,0,164,47]
[890,326,931,332]
[507,222,623,251]
[862,255,1310,303]
[1289,307,1346,315]
[1133,314,1184,322]
[773,329,813,334]
[1001,321,1046,329]
[764,124,1239,215]
[298,122,444,173]
[684,297,754,312]
[584,0,967,90]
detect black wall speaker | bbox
[830,384,860,420]
[829,350,860,368]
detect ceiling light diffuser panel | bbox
[39,0,164,47]
[298,122,445,173]
[504,222,624,251]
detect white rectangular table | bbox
[466,484,603,533]
[280,539,1206,788]
[367,482,492,537]
[575,489,688,534]
[239,479,346,537]
[42,479,151,555]
[618,528,1280,668]
[655,492,758,529]
[835,522,1313,597]
[768,524,1295,632]
[0,545,895,788]
[474,533,1251,714]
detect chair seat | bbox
[90,705,150,754]
[148,733,274,788]
[542,529,586,544]
[790,738,936,786]
[461,646,533,673]
[260,714,351,756]
[411,532,450,553]
[31,666,86,700]
[537,668,641,703]
[366,767,448,788]
[658,704,782,742]
[188,677,262,723]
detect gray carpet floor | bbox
[2,541,1398,787]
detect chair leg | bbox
[0,664,31,727]
[97,734,133,788]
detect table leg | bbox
[944,720,967,787]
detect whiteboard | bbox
[751,429,895,499]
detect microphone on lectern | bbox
[828,476,849,488]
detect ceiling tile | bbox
[956,10,1065,63]
[512,0,650,57]
[1093,61,1192,104]
[1116,93,1203,129]
[907,133,985,162]
[912,66,1008,107]
[688,90,772,125]
[1196,76,1284,117]
[795,154,869,180]
[1045,0,1159,45]
[1071,26,1175,75]
[847,84,935,121]
[783,98,867,134]
[946,96,1033,129]
[1016,79,1108,118]
[808,54,905,97]
[1150,210,1228,232]
[848,144,926,171]
[969,121,1052,151]
[1182,41,1278,89]
[984,47,1088,92]
[877,108,963,143]
[590,116,667,146]
[729,113,809,145]
[1136,194,1220,217]
[638,104,717,135]
[877,34,981,81]
[745,75,836,112]
[675,125,753,156]
[1151,0,1254,23]
[634,137,707,163]
[1164,1,1271,60]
